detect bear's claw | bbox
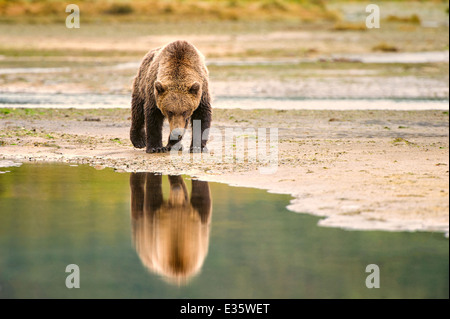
[131,137,146,149]
[130,128,146,148]
[164,145,184,152]
[190,146,208,153]
[146,146,169,154]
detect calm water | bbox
[0,163,448,299]
[0,92,448,110]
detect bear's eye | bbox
[167,111,174,117]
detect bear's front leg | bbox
[145,106,166,153]
[190,96,212,153]
[130,93,146,148]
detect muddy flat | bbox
[1,108,448,235]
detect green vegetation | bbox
[0,108,11,115]
[332,21,366,31]
[110,137,123,144]
[0,0,338,23]
[372,42,399,52]
[392,137,414,145]
[2,107,448,125]
[0,107,129,120]
[0,47,145,58]
[208,62,449,80]
[2,0,443,24]
[386,13,421,24]
[103,3,135,15]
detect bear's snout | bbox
[168,114,189,143]
[170,128,186,142]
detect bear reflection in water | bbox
[130,173,212,284]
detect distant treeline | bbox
[0,0,447,24]
[0,0,337,23]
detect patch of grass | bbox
[332,22,366,31]
[392,137,414,145]
[0,107,130,120]
[372,42,399,52]
[0,46,145,58]
[0,0,335,23]
[24,129,39,137]
[24,108,37,116]
[0,108,11,115]
[110,138,123,144]
[104,4,134,15]
[33,141,60,148]
[209,61,449,81]
[386,14,421,24]
[260,0,289,11]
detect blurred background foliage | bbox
[0,0,447,24]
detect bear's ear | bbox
[154,81,166,94]
[189,82,201,95]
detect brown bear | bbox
[130,40,212,153]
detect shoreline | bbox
[1,108,448,237]
[0,95,449,111]
[2,152,448,237]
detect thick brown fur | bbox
[130,40,212,153]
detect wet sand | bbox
[1,108,448,236]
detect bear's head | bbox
[154,80,202,143]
